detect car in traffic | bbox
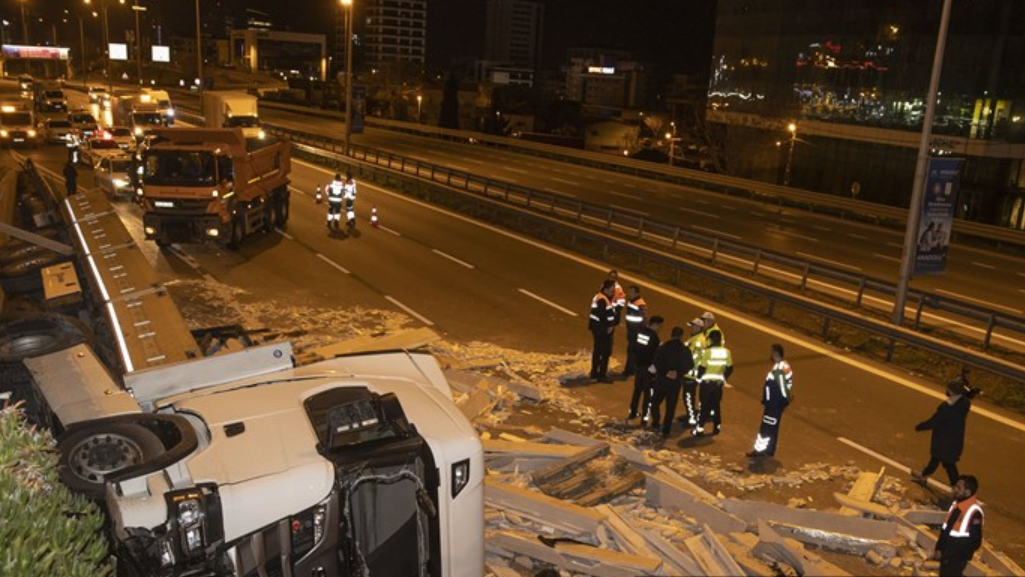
[94,155,134,198]
[98,126,135,150]
[87,85,111,107]
[38,118,75,144]
[68,111,99,138]
[79,137,124,168]
[36,89,68,113]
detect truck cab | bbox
[0,102,38,147]
[141,89,175,125]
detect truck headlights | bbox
[28,129,36,138]
[134,127,143,135]
[165,485,223,561]
[113,178,128,189]
[452,459,470,497]
[0,130,7,138]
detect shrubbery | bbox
[0,404,114,577]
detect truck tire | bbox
[264,201,278,234]
[227,216,244,250]
[277,194,290,227]
[57,422,165,499]
[0,314,86,363]
[0,242,49,264]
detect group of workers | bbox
[324,172,358,230]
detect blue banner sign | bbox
[914,157,963,275]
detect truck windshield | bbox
[45,91,65,99]
[225,116,259,128]
[142,151,216,186]
[1,112,32,126]
[133,113,164,126]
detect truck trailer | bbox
[138,127,290,248]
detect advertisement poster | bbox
[109,43,128,61]
[151,46,170,63]
[914,157,963,275]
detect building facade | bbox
[484,0,544,72]
[363,0,427,74]
[708,0,1025,229]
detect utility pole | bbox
[342,0,353,154]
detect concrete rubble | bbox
[164,289,1024,577]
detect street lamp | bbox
[20,0,28,45]
[416,94,422,123]
[783,122,797,186]
[341,0,354,154]
[195,0,202,95]
[131,0,147,84]
[84,0,124,92]
[665,132,681,167]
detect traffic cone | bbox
[315,186,323,204]
[371,205,379,228]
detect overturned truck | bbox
[20,186,484,576]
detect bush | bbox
[0,404,114,577]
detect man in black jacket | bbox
[627,315,663,423]
[912,377,972,486]
[588,280,618,383]
[934,475,984,577]
[648,326,694,438]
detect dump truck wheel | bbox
[58,422,164,499]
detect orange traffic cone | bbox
[315,186,323,204]
[371,205,379,227]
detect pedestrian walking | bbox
[63,161,78,196]
[680,317,707,426]
[588,279,617,383]
[748,343,793,459]
[933,474,984,577]
[648,326,694,438]
[693,330,732,436]
[627,315,663,424]
[326,173,344,229]
[912,375,973,487]
[621,285,647,377]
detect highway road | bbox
[15,109,1025,564]
[7,81,1025,562]
[194,96,1025,324]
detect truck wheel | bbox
[0,242,49,265]
[57,423,164,499]
[227,217,244,250]
[264,202,278,234]
[0,315,86,363]
[277,195,290,227]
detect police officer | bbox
[748,343,793,459]
[693,330,732,436]
[605,270,626,319]
[63,161,78,196]
[627,315,663,423]
[588,280,617,383]
[648,326,694,438]
[621,285,647,377]
[326,173,344,229]
[680,317,707,426]
[700,311,725,345]
[934,475,984,577]
[343,172,357,228]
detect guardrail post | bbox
[913,299,926,331]
[800,263,810,290]
[752,248,760,274]
[822,318,831,340]
[446,170,452,186]
[767,298,775,318]
[673,268,681,287]
[605,210,613,230]
[711,238,720,264]
[550,195,556,214]
[855,278,867,308]
[483,180,489,197]
[886,339,895,362]
[984,316,996,351]
[672,226,680,248]
[576,201,584,222]
[637,217,645,239]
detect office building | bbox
[485,0,544,72]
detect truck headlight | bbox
[144,225,156,235]
[452,458,470,497]
[113,178,127,188]
[211,189,219,198]
[258,130,266,139]
[166,485,223,559]
[0,130,7,137]
[168,109,175,117]
[28,130,36,138]
[178,498,202,527]
[134,127,143,135]
[206,228,219,237]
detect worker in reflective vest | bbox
[934,475,984,577]
[700,310,725,345]
[606,269,626,320]
[749,343,793,459]
[343,172,357,228]
[681,317,707,426]
[326,173,344,229]
[627,315,663,423]
[692,330,732,436]
[588,280,618,383]
[621,285,647,377]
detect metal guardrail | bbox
[248,120,1025,353]
[248,99,1025,250]
[283,137,1025,385]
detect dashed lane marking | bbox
[934,288,1022,314]
[432,248,474,269]
[385,296,434,326]
[518,288,578,316]
[315,253,350,274]
[796,251,862,272]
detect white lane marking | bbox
[769,228,819,242]
[505,167,527,174]
[277,229,293,240]
[432,248,474,269]
[287,185,309,197]
[796,252,862,271]
[848,233,870,240]
[678,206,721,219]
[315,253,350,274]
[780,218,797,224]
[812,225,832,232]
[934,289,1023,314]
[518,288,578,316]
[385,295,434,326]
[551,177,579,185]
[971,261,996,270]
[468,158,485,164]
[872,252,901,263]
[610,204,649,216]
[718,205,738,212]
[543,187,576,197]
[296,150,1025,433]
[837,437,951,494]
[624,183,638,189]
[694,199,711,205]
[691,225,743,241]
[378,225,402,236]
[607,190,643,200]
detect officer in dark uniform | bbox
[648,326,694,438]
[627,315,663,424]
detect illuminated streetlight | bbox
[341,0,354,154]
[84,0,124,92]
[665,132,681,167]
[783,122,797,186]
[416,94,422,123]
[131,0,147,84]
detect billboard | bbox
[913,157,963,276]
[2,45,69,60]
[109,43,128,61]
[152,45,170,63]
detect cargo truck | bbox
[117,93,166,138]
[0,100,38,147]
[18,187,484,577]
[139,127,290,248]
[202,91,263,139]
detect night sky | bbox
[13,0,717,76]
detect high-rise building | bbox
[363,0,427,74]
[708,0,1025,229]
[485,0,544,72]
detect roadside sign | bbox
[913,157,963,275]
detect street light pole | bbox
[133,0,143,84]
[20,0,28,45]
[341,0,353,155]
[416,94,422,123]
[783,122,797,186]
[79,17,86,80]
[892,0,953,325]
[195,0,203,99]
